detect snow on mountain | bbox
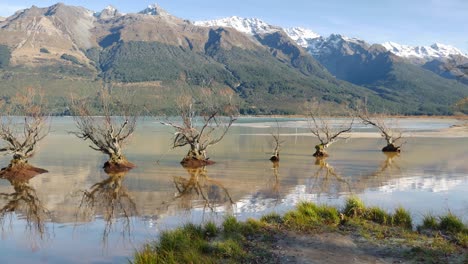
[305,34,370,56]
[382,41,467,59]
[94,5,121,19]
[139,3,170,16]
[284,27,320,48]
[194,16,281,35]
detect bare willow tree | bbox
[358,105,403,152]
[269,120,284,162]
[0,88,49,172]
[306,100,354,157]
[77,170,137,245]
[70,88,138,172]
[162,89,238,167]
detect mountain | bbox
[302,34,393,85]
[94,5,121,20]
[282,26,468,85]
[0,4,466,115]
[0,3,96,67]
[0,16,5,22]
[194,16,281,35]
[381,42,467,62]
[381,42,468,84]
[138,3,171,16]
[284,27,320,48]
[286,33,468,114]
[0,3,383,115]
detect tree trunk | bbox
[382,143,401,152]
[313,144,329,157]
[270,150,280,162]
[103,153,135,173]
[180,145,214,168]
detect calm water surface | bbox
[0,117,467,263]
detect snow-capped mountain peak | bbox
[381,41,467,59]
[284,27,320,48]
[104,5,116,12]
[139,3,170,16]
[94,5,120,19]
[194,16,281,35]
[301,33,370,56]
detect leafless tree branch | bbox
[0,88,49,162]
[306,100,354,157]
[357,103,403,152]
[70,87,138,170]
[161,89,238,167]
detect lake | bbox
[0,117,467,263]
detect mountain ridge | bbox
[0,3,466,115]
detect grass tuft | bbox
[223,215,242,234]
[343,196,366,218]
[203,221,218,238]
[365,207,392,225]
[316,205,340,226]
[439,213,465,233]
[420,214,439,230]
[260,212,283,224]
[392,207,413,229]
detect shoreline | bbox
[132,198,467,264]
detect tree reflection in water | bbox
[0,162,49,244]
[77,169,137,246]
[307,153,402,198]
[374,152,401,178]
[307,158,351,197]
[356,152,402,189]
[172,166,234,213]
[269,161,281,202]
[251,161,282,205]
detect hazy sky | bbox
[1,0,467,52]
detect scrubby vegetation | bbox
[39,48,50,54]
[0,44,11,68]
[60,54,83,66]
[133,198,468,264]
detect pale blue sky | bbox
[1,0,467,52]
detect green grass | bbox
[282,202,340,231]
[420,214,439,230]
[439,213,465,233]
[364,206,392,225]
[133,200,468,264]
[392,207,413,229]
[132,216,278,264]
[343,196,366,218]
[260,212,283,224]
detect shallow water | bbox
[0,117,467,263]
